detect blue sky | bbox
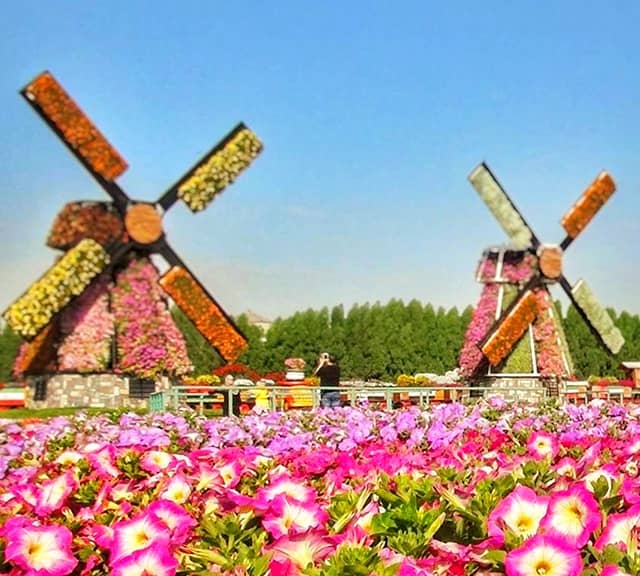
[1,1,639,321]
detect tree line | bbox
[1,299,639,382]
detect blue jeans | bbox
[321,391,341,408]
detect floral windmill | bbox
[459,163,624,380]
[3,71,262,378]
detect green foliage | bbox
[0,324,21,381]
[305,544,396,576]
[188,512,270,576]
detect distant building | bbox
[245,310,273,334]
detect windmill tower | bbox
[3,71,262,402]
[459,163,624,396]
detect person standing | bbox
[314,352,341,408]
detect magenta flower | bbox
[35,470,78,516]
[262,495,329,538]
[540,484,601,547]
[110,543,178,576]
[488,485,549,544]
[505,534,582,576]
[268,531,333,571]
[601,566,632,576]
[527,431,559,460]
[110,512,171,564]
[147,499,197,545]
[595,503,640,551]
[3,516,78,576]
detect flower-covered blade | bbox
[3,238,110,339]
[468,163,537,250]
[47,201,123,250]
[481,289,539,366]
[22,71,128,181]
[561,171,616,240]
[173,124,263,213]
[569,279,624,354]
[159,265,247,362]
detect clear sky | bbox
[1,1,639,322]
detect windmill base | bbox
[475,375,562,403]
[22,374,173,410]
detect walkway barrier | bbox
[148,384,549,415]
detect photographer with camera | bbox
[314,352,341,408]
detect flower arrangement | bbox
[532,289,568,376]
[483,290,538,366]
[160,266,247,362]
[183,374,222,386]
[213,363,261,383]
[24,71,128,181]
[57,275,114,373]
[3,238,109,338]
[12,322,58,378]
[112,258,192,378]
[47,202,123,250]
[469,165,533,249]
[284,358,306,371]
[177,127,263,212]
[561,172,615,239]
[459,284,499,376]
[4,401,640,575]
[571,280,624,353]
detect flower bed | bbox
[2,401,640,575]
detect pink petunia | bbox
[263,495,329,538]
[110,543,178,576]
[527,431,559,460]
[540,483,601,547]
[3,516,78,576]
[487,485,549,544]
[505,534,582,576]
[601,566,632,576]
[35,470,79,516]
[268,531,333,570]
[110,512,171,564]
[594,503,640,552]
[147,499,197,545]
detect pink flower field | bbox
[2,400,640,575]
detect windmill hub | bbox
[537,244,563,279]
[124,203,163,244]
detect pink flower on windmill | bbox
[505,534,582,576]
[539,483,601,547]
[2,516,78,576]
[487,485,549,545]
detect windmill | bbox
[459,163,624,382]
[3,71,262,377]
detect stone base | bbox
[478,376,548,403]
[25,374,172,410]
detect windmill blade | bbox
[3,239,110,339]
[469,163,540,250]
[559,276,624,354]
[157,123,263,213]
[158,257,248,363]
[481,288,539,366]
[21,71,130,207]
[560,172,616,250]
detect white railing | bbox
[149,383,549,415]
